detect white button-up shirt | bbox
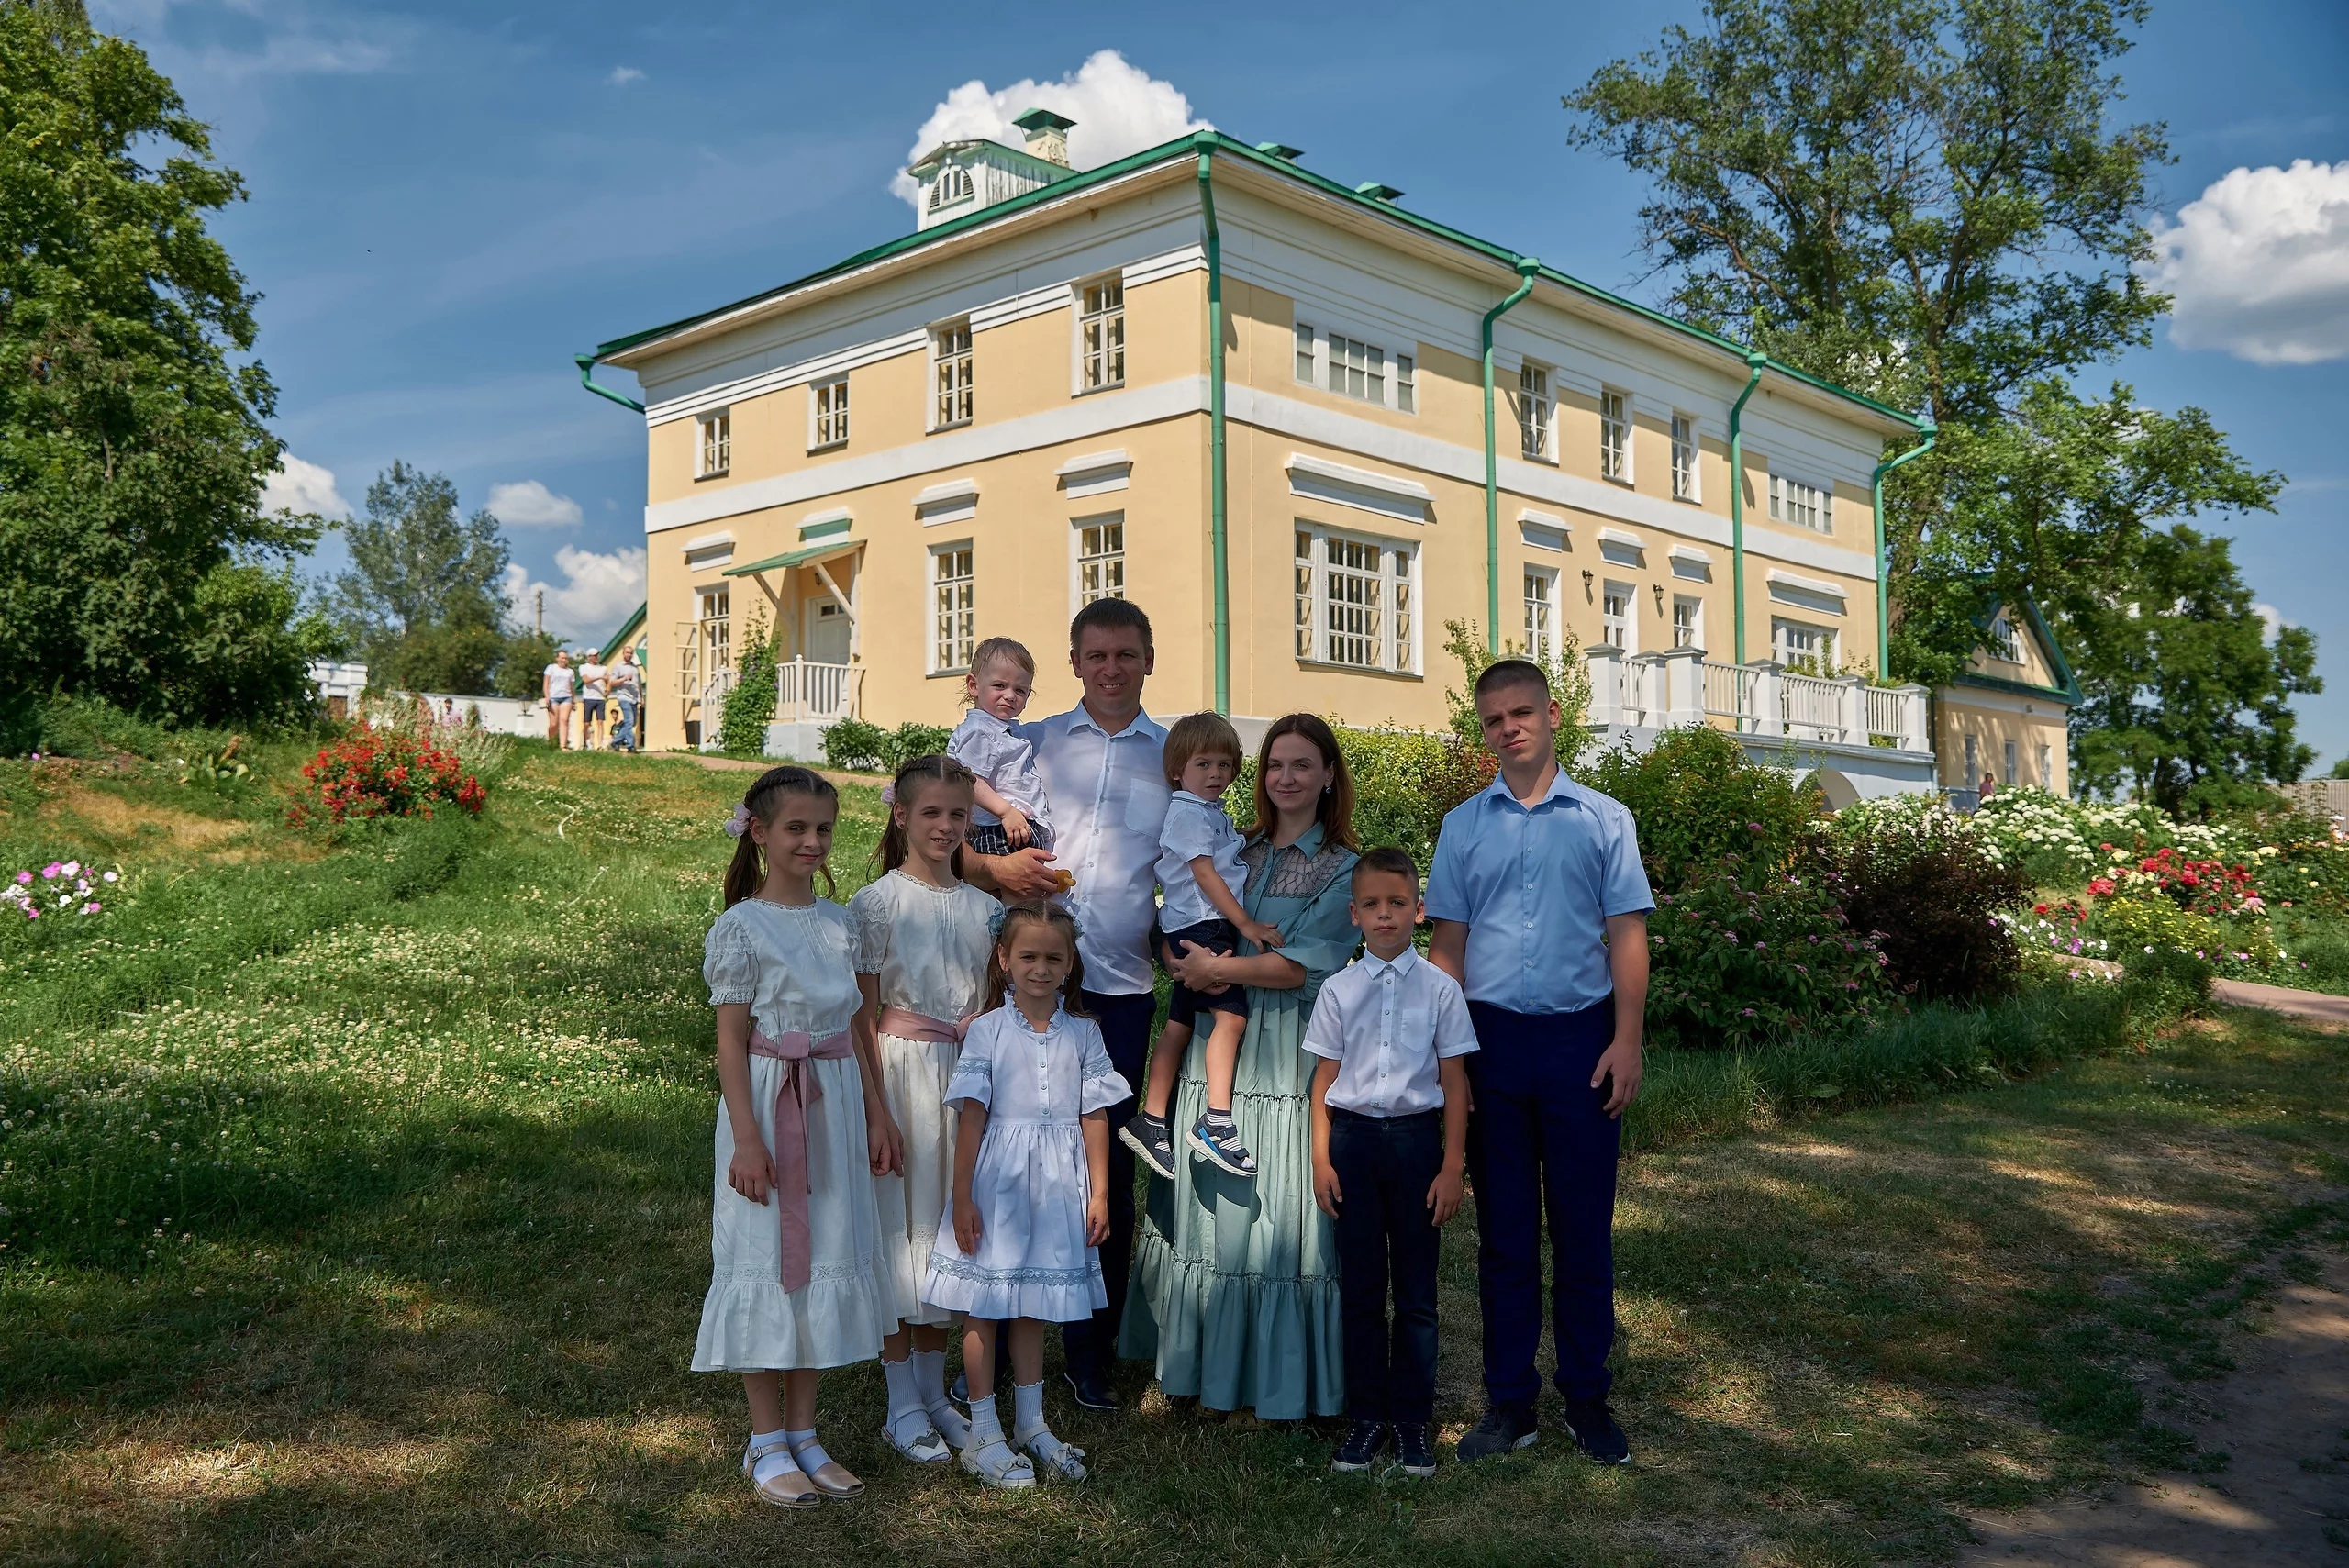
[1153,789,1245,932]
[1301,947,1478,1117]
[1017,706,1170,996]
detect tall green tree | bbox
[330,462,516,696]
[2068,527,2319,811]
[0,6,328,724]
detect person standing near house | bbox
[1425,658,1652,1466]
[964,596,1167,1411]
[579,652,610,751]
[610,649,642,751]
[543,651,575,750]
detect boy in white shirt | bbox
[1306,847,1477,1479]
[578,656,609,750]
[947,637,1055,857]
[1120,712,1280,1184]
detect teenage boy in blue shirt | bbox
[1425,658,1652,1464]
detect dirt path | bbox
[1962,1253,2349,1565]
[2212,978,2349,1027]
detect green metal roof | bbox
[723,539,862,578]
[585,130,1924,434]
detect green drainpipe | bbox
[1481,256,1541,654]
[1870,420,1936,677]
[1726,349,1767,663]
[574,353,645,414]
[1196,146,1230,715]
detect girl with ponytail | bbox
[696,766,892,1510]
[845,753,999,1463]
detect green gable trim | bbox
[598,601,646,664]
[584,131,1922,435]
[798,517,851,542]
[1949,669,2082,706]
[1964,585,2083,704]
[724,540,860,578]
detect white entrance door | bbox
[804,596,851,664]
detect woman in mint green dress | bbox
[1122,714,1360,1418]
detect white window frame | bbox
[928,540,974,674]
[1292,318,1415,414]
[1071,512,1126,610]
[1328,332,1386,406]
[1395,352,1416,414]
[1517,363,1553,462]
[928,163,974,213]
[696,409,730,479]
[1076,276,1125,394]
[930,319,973,431]
[1293,523,1419,675]
[808,377,848,450]
[1987,612,2022,663]
[1772,617,1836,673]
[1523,565,1559,662]
[1670,412,1698,502]
[2003,739,2019,786]
[1965,734,1980,782]
[1601,579,1635,651]
[2038,740,2054,789]
[1294,320,1317,384]
[1671,594,1704,650]
[696,585,732,673]
[1599,388,1631,483]
[1768,473,1832,533]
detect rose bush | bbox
[286,724,486,828]
[1645,849,1894,1049]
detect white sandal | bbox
[1020,1431,1088,1482]
[881,1407,950,1464]
[926,1398,972,1450]
[959,1437,1036,1489]
[740,1437,818,1510]
[790,1439,863,1500]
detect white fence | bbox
[775,658,863,723]
[1587,646,1929,751]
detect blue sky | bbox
[93,0,2349,763]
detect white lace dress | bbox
[693,897,890,1373]
[921,1003,1131,1323]
[848,871,999,1329]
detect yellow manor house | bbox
[583,119,1979,803]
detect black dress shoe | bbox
[1063,1364,1119,1411]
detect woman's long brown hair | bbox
[1247,713,1357,850]
[981,901,1089,1018]
[721,766,840,907]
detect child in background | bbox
[697,766,895,1509]
[1119,712,1280,1183]
[1306,848,1477,1479]
[848,754,999,1464]
[947,637,1054,858]
[923,901,1126,1488]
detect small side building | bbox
[1936,594,2078,806]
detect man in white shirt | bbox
[542,651,574,749]
[609,649,642,751]
[1305,847,1477,1479]
[578,655,609,750]
[966,595,1169,1410]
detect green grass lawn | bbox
[3,746,2344,1566]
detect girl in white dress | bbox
[697,766,895,1510]
[924,901,1129,1488]
[847,753,998,1463]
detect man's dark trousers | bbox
[1060,987,1154,1378]
[1464,997,1620,1408]
[1329,1106,1443,1424]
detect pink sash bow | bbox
[874,1006,972,1046]
[747,1028,853,1294]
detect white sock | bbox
[785,1427,831,1475]
[966,1393,1005,1449]
[883,1354,924,1425]
[749,1427,797,1486]
[910,1347,951,1407]
[1012,1379,1046,1440]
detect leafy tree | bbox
[495,630,563,701]
[330,462,516,695]
[2328,757,2349,782]
[0,6,327,724]
[2069,527,2319,812]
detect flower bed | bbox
[286,724,486,828]
[3,859,116,922]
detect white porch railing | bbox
[775,658,863,723]
[1595,648,1929,751]
[700,666,738,717]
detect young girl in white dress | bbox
[923,900,1129,1487]
[847,754,999,1464]
[697,766,895,1510]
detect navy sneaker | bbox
[1119,1112,1178,1182]
[1564,1397,1630,1464]
[1330,1419,1389,1473]
[1455,1403,1538,1462]
[1186,1115,1258,1179]
[1392,1421,1436,1477]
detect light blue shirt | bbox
[1154,789,1246,931]
[1422,768,1653,1015]
[1016,706,1170,996]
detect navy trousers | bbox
[1061,987,1154,1375]
[1464,998,1621,1407]
[1329,1107,1444,1423]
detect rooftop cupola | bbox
[1012,106,1075,168]
[905,110,1080,231]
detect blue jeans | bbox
[1464,998,1621,1407]
[1061,986,1153,1376]
[1329,1107,1443,1423]
[612,699,638,750]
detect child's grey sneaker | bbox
[1392,1421,1436,1477]
[1330,1419,1389,1473]
[1186,1116,1258,1178]
[1119,1112,1178,1182]
[1455,1403,1538,1462]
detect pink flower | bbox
[41,862,61,879]
[82,901,100,915]
[12,871,27,885]
[61,861,79,877]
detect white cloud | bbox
[486,479,584,528]
[889,50,1210,209]
[89,1,401,79]
[607,66,643,86]
[504,546,647,644]
[2255,603,2289,641]
[2145,159,2349,365]
[261,452,351,518]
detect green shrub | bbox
[819,717,952,774]
[1440,617,1590,751]
[887,722,952,768]
[1645,849,1893,1049]
[1583,725,1819,891]
[717,612,777,756]
[1832,802,2025,1002]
